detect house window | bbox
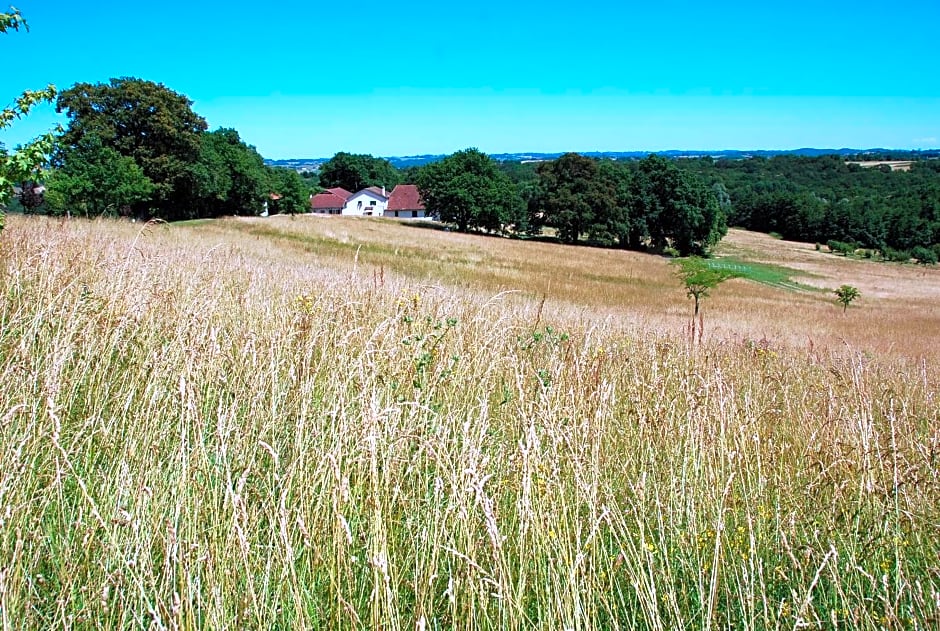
[370,200,377,206]
[412,210,418,218]
[357,200,362,210]
[394,211,399,217]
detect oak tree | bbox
[416,148,523,233]
[56,78,208,220]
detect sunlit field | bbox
[1,214,938,629]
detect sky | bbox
[2,0,938,159]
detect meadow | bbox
[0,214,937,629]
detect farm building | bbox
[310,187,352,214]
[308,184,431,219]
[384,184,429,219]
[344,186,389,216]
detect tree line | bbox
[13,78,313,221]
[409,150,728,256]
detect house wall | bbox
[343,190,388,216]
[382,209,431,219]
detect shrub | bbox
[911,245,938,265]
[827,240,856,256]
[881,247,911,263]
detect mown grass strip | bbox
[705,258,819,292]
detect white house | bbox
[344,186,388,216]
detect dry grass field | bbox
[0,214,938,629]
[215,214,940,360]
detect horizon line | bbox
[264,147,940,161]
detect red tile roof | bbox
[386,184,425,211]
[364,186,388,199]
[311,191,347,210]
[328,187,352,201]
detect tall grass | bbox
[0,216,938,629]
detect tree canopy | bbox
[190,128,270,218]
[317,152,400,193]
[267,167,309,215]
[56,77,208,220]
[49,79,305,220]
[630,155,727,255]
[416,148,523,233]
[531,153,619,244]
[44,135,153,216]
[528,153,727,255]
[682,154,940,256]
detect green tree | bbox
[631,155,727,255]
[416,148,523,233]
[55,78,208,220]
[533,153,618,244]
[683,153,940,253]
[0,6,59,232]
[318,152,400,193]
[267,167,309,215]
[673,257,738,342]
[834,284,860,313]
[191,128,269,217]
[44,135,154,217]
[597,159,633,246]
[674,257,738,318]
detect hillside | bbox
[197,214,940,359]
[1,214,937,628]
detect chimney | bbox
[382,186,386,197]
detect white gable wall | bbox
[343,190,388,216]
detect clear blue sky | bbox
[2,0,938,158]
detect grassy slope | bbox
[0,215,938,629]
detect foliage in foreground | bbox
[0,6,59,232]
[0,217,938,629]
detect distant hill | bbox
[265,148,940,172]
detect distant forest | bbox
[498,154,940,262]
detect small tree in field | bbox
[673,257,738,342]
[834,284,860,314]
